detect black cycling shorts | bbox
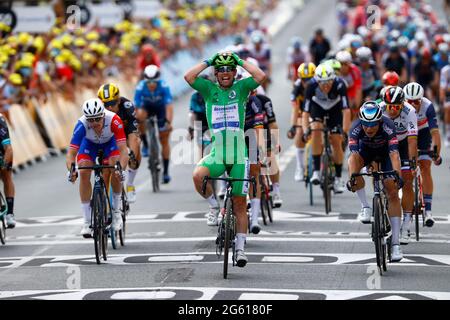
[310,104,343,133]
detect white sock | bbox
[113,193,121,211]
[296,148,305,171]
[356,188,370,208]
[273,182,280,194]
[82,202,91,223]
[446,125,450,140]
[251,199,261,221]
[402,212,411,230]
[127,168,138,187]
[391,217,401,245]
[236,233,246,251]
[207,195,219,208]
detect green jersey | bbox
[191,76,259,164]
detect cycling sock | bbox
[81,202,91,223]
[250,199,261,221]
[207,195,219,208]
[424,194,432,212]
[236,233,246,251]
[272,183,280,195]
[6,197,14,215]
[402,212,412,227]
[163,159,169,175]
[296,148,305,171]
[313,155,321,172]
[356,188,370,208]
[127,168,138,187]
[113,193,121,211]
[446,125,450,139]
[391,216,401,245]
[335,164,342,178]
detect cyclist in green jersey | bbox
[184,51,266,267]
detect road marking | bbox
[2,252,450,268]
[111,291,176,300]
[239,293,299,300]
[1,286,449,300]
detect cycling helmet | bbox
[336,50,352,64]
[144,64,160,80]
[359,101,383,123]
[382,71,399,86]
[297,62,316,79]
[324,59,342,72]
[291,36,302,49]
[438,43,449,54]
[403,82,424,100]
[83,98,105,119]
[213,53,237,68]
[397,36,409,48]
[383,86,405,105]
[356,46,372,61]
[250,31,264,44]
[97,83,120,107]
[314,63,336,82]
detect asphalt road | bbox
[1,0,450,301]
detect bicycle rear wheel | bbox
[372,195,384,275]
[307,147,314,206]
[223,197,233,279]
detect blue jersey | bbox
[190,92,206,114]
[349,116,399,154]
[134,79,173,112]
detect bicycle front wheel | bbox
[322,154,331,215]
[223,197,233,279]
[414,175,420,242]
[119,190,128,246]
[92,193,103,264]
[0,216,5,245]
[372,195,385,275]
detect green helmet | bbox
[213,53,237,68]
[324,59,342,72]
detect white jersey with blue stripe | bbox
[416,97,438,131]
[381,101,418,142]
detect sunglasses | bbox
[216,66,236,73]
[407,99,421,106]
[317,80,333,86]
[386,104,402,111]
[87,117,103,123]
[361,121,380,128]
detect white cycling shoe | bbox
[235,250,248,267]
[250,219,261,234]
[294,168,304,182]
[112,210,123,231]
[5,214,16,229]
[206,207,220,226]
[358,207,372,224]
[424,212,435,227]
[310,171,320,185]
[127,185,137,203]
[272,193,283,208]
[391,244,403,262]
[333,177,346,194]
[80,222,92,238]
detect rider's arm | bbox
[302,82,314,131]
[184,62,209,86]
[66,121,85,170]
[241,59,267,85]
[162,82,174,124]
[133,81,144,109]
[426,102,441,155]
[440,67,449,104]
[406,108,418,161]
[111,115,129,169]
[390,151,402,175]
[338,80,351,133]
[386,120,401,175]
[290,83,301,127]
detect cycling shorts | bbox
[358,145,394,172]
[310,104,343,133]
[418,129,432,161]
[198,147,250,197]
[77,138,120,164]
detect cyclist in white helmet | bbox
[66,98,129,237]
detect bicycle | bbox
[412,146,441,242]
[77,150,122,264]
[202,176,256,279]
[351,167,399,275]
[147,115,162,193]
[109,181,130,249]
[306,116,335,214]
